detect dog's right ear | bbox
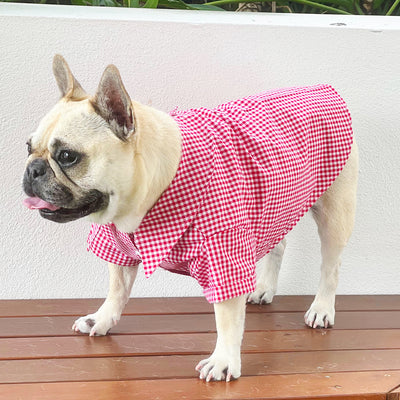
[52,54,87,100]
[91,64,135,141]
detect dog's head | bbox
[23,55,137,224]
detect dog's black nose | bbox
[23,158,51,197]
[27,158,47,180]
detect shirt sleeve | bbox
[199,228,257,303]
[87,223,141,267]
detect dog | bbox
[23,55,358,382]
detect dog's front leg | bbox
[73,263,137,336]
[196,295,246,382]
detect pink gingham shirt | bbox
[87,85,353,303]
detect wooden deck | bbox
[0,295,400,399]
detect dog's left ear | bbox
[53,54,88,100]
[91,65,135,141]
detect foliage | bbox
[218,0,400,15]
[2,0,399,15]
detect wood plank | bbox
[388,386,400,400]
[2,311,400,338]
[1,296,399,400]
[1,329,400,360]
[0,297,211,318]
[1,371,400,400]
[1,295,399,317]
[2,350,400,383]
[0,333,215,360]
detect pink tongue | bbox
[23,197,60,211]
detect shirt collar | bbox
[133,110,214,277]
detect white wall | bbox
[0,4,399,299]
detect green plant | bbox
[214,0,400,15]
[70,0,224,9]
[1,0,399,15]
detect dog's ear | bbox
[91,65,135,141]
[52,54,87,100]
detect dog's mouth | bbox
[23,191,108,223]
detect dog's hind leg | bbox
[247,238,286,304]
[305,143,358,328]
[73,263,137,336]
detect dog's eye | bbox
[57,150,79,167]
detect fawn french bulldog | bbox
[23,55,358,381]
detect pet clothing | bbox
[87,85,353,303]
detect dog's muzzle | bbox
[23,158,109,223]
[24,158,50,196]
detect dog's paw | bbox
[247,286,275,305]
[304,302,335,329]
[72,310,119,336]
[195,355,241,382]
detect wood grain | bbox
[1,329,399,360]
[2,350,400,383]
[388,386,400,400]
[0,296,399,399]
[1,371,400,400]
[1,295,399,317]
[2,311,400,338]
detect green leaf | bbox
[189,2,225,10]
[353,0,364,14]
[143,0,159,7]
[71,0,121,6]
[207,0,351,13]
[310,0,351,8]
[100,0,121,6]
[157,0,193,9]
[387,0,400,15]
[373,0,385,9]
[126,0,140,7]
[157,0,224,10]
[71,0,88,5]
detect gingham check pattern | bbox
[87,84,353,303]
